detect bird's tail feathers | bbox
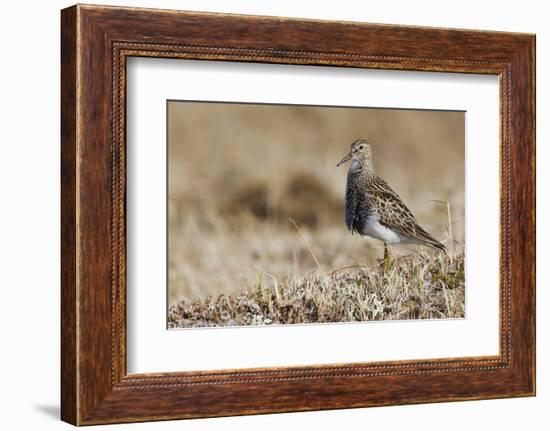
[414,225,447,254]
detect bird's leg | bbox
[381,242,393,272]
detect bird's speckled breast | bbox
[345,160,371,234]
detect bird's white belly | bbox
[363,216,404,244]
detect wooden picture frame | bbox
[61,4,535,425]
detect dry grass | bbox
[168,249,465,328]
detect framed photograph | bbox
[61,4,535,425]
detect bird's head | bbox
[336,139,372,167]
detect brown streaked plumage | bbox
[337,139,446,253]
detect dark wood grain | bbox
[60,5,77,425]
[61,4,535,425]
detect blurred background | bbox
[168,101,464,304]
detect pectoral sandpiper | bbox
[337,139,445,262]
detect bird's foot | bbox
[379,256,393,272]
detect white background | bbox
[127,60,500,373]
[0,0,546,430]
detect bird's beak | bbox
[336,152,352,167]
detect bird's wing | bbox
[369,176,444,251]
[368,177,418,237]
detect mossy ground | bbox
[168,251,465,328]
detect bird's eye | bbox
[358,145,364,150]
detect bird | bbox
[336,139,446,264]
